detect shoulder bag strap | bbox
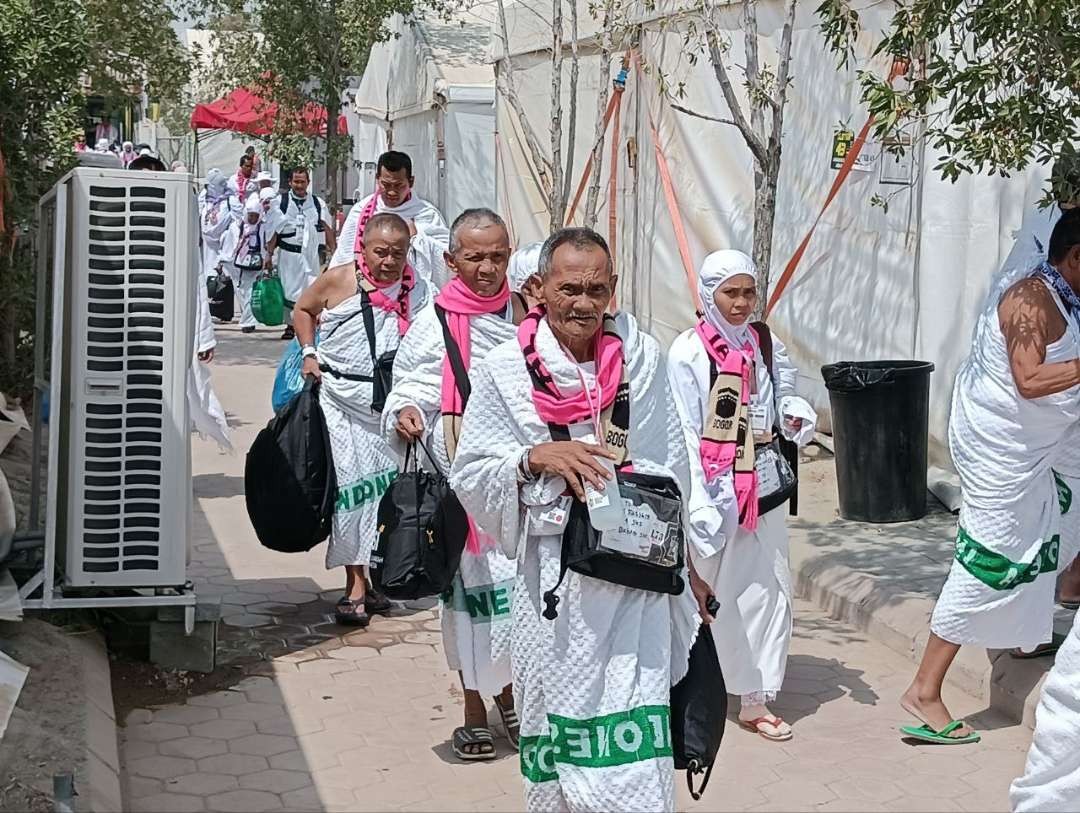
[752,321,799,515]
[359,290,379,369]
[434,304,472,408]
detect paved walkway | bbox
[118,326,1038,812]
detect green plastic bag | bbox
[251,274,285,326]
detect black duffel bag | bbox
[244,376,336,553]
[369,440,468,600]
[542,471,685,620]
[670,624,727,800]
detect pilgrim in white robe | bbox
[200,196,234,280]
[932,267,1080,651]
[320,276,430,569]
[332,193,450,288]
[382,302,519,697]
[667,328,816,703]
[449,312,698,813]
[274,192,332,312]
[218,218,266,330]
[188,204,230,452]
[1011,611,1080,812]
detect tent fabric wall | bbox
[494,0,1051,470]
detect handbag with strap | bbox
[369,440,469,600]
[317,291,395,414]
[750,322,799,516]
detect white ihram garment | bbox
[932,271,1080,650]
[200,197,234,278]
[449,313,698,813]
[1010,611,1080,812]
[275,193,331,307]
[332,193,450,289]
[383,303,518,696]
[320,277,430,569]
[667,327,815,702]
[218,221,265,330]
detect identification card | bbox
[601,499,674,562]
[750,404,769,434]
[755,446,782,498]
[536,496,572,532]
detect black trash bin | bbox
[821,360,935,523]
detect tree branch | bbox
[584,0,614,228]
[493,0,554,202]
[743,0,764,144]
[549,0,566,229]
[669,101,738,127]
[704,27,768,166]
[768,0,797,157]
[562,0,581,211]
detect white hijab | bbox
[697,249,757,346]
[508,240,543,293]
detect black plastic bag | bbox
[207,270,234,322]
[244,376,336,553]
[370,440,468,600]
[670,624,727,800]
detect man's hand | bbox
[527,441,615,502]
[689,563,716,624]
[262,257,272,271]
[395,406,425,441]
[302,356,321,381]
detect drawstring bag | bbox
[271,334,320,414]
[207,270,234,322]
[670,625,727,800]
[369,440,468,599]
[245,376,336,553]
[251,273,285,326]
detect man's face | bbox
[539,242,616,347]
[376,167,412,207]
[246,212,260,225]
[445,224,511,297]
[363,225,410,283]
[290,172,309,197]
[240,157,254,177]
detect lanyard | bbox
[576,367,605,448]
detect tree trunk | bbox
[549,0,566,231]
[751,157,779,315]
[584,3,613,229]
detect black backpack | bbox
[670,625,727,800]
[279,191,324,231]
[244,376,336,553]
[369,440,468,599]
[207,270,234,321]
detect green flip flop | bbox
[899,720,981,745]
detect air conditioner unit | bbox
[48,167,196,588]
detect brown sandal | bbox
[739,715,793,741]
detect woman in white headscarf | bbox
[667,249,817,742]
[506,240,543,306]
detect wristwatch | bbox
[301,345,318,359]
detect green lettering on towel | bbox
[445,578,515,622]
[955,526,1060,591]
[1055,470,1072,516]
[519,704,672,782]
[334,468,397,513]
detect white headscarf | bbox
[508,240,543,293]
[258,186,277,210]
[697,249,757,346]
[205,168,228,204]
[244,193,262,216]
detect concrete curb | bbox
[70,630,123,813]
[790,453,1054,730]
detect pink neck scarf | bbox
[518,307,623,426]
[436,277,511,554]
[356,254,415,336]
[235,171,251,199]
[695,320,759,530]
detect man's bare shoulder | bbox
[999,276,1066,345]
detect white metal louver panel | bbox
[63,168,194,587]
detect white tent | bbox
[493,0,1053,472]
[349,7,498,219]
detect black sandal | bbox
[334,598,370,627]
[493,696,520,750]
[452,726,496,761]
[364,585,392,615]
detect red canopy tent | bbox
[190,87,348,137]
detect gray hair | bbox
[537,227,612,279]
[448,208,507,253]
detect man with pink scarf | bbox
[668,250,817,743]
[384,208,526,761]
[294,213,430,626]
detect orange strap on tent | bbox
[647,108,701,314]
[565,55,630,226]
[765,60,908,318]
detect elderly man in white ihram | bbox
[448,227,710,812]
